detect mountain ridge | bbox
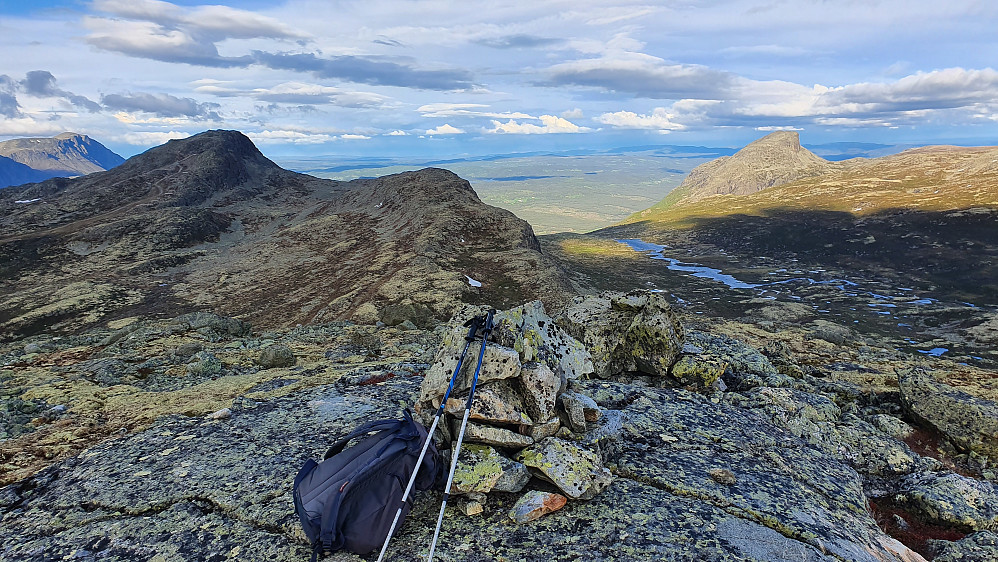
[0,132,124,187]
[0,130,570,339]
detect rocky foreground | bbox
[3,293,997,561]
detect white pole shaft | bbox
[375,414,442,562]
[426,409,472,561]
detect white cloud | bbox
[426,123,465,135]
[418,102,532,119]
[595,108,685,131]
[545,51,734,99]
[561,108,584,119]
[197,81,391,108]
[341,133,371,140]
[486,115,587,134]
[247,130,336,144]
[755,125,804,131]
[386,129,408,136]
[118,130,190,146]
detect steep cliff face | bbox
[0,131,570,339]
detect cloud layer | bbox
[1,0,996,152]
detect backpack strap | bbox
[323,418,404,460]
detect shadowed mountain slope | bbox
[0,133,124,187]
[0,130,570,339]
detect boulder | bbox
[445,380,532,426]
[898,368,998,461]
[928,530,998,562]
[894,472,998,532]
[556,291,683,378]
[492,457,531,494]
[419,338,520,408]
[509,490,568,524]
[517,438,613,500]
[460,421,534,449]
[518,362,558,423]
[185,351,222,376]
[451,444,505,494]
[492,300,594,384]
[529,418,561,441]
[258,344,296,369]
[558,390,601,433]
[669,354,727,391]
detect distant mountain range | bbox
[0,130,569,340]
[0,132,124,188]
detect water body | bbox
[619,239,759,289]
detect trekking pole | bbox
[375,314,485,562]
[426,309,496,562]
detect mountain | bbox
[0,130,570,340]
[651,131,834,210]
[0,132,124,187]
[606,135,998,305]
[0,154,50,188]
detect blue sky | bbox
[0,0,996,158]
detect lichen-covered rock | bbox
[556,290,683,378]
[185,350,222,376]
[518,361,558,423]
[451,444,504,494]
[258,344,296,368]
[419,338,520,408]
[574,378,927,562]
[894,472,998,532]
[445,379,532,426]
[686,330,790,390]
[728,387,927,477]
[492,300,593,384]
[898,367,998,461]
[492,456,531,494]
[928,530,998,562]
[559,390,601,433]
[517,437,613,500]
[509,490,567,523]
[460,421,534,449]
[529,417,561,441]
[669,354,727,390]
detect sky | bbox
[0,0,996,158]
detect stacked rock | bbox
[416,290,688,521]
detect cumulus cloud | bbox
[561,108,584,119]
[386,130,408,136]
[486,115,587,134]
[418,103,531,119]
[247,130,337,144]
[544,52,735,99]
[118,130,191,146]
[341,134,371,140]
[426,123,465,135]
[595,108,684,131]
[101,92,221,120]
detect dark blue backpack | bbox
[293,410,440,560]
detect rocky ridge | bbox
[0,131,571,340]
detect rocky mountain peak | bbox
[670,131,834,205]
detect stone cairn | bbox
[415,290,692,523]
